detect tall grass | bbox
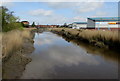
[78,30,119,42]
[0,33,2,59]
[51,28,120,44]
[2,30,31,59]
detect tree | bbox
[31,22,36,27]
[64,23,67,26]
[1,6,23,32]
[63,23,68,27]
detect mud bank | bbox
[50,28,120,52]
[2,30,35,79]
[59,34,120,63]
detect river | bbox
[21,32,118,79]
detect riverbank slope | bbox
[50,28,120,51]
[2,28,35,79]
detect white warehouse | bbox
[87,17,120,30]
[72,22,87,29]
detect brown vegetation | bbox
[50,28,120,49]
[1,29,32,59]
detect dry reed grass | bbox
[51,28,119,43]
[78,30,119,42]
[1,30,31,58]
[0,33,2,59]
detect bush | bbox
[1,6,24,32]
[3,23,23,32]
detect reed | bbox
[51,28,120,45]
[78,30,119,42]
[2,30,31,58]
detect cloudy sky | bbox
[2,1,119,25]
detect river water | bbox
[21,32,118,79]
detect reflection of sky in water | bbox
[21,32,118,79]
[34,32,71,46]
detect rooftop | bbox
[21,21,29,22]
[88,17,120,22]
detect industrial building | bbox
[87,17,120,30]
[72,22,87,29]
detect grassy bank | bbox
[50,28,120,50]
[1,29,34,61]
[2,28,35,79]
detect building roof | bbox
[21,21,29,22]
[88,17,120,22]
[73,22,87,24]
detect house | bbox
[87,17,120,30]
[72,22,87,29]
[21,21,29,27]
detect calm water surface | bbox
[21,32,118,79]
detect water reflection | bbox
[61,35,119,63]
[21,32,118,79]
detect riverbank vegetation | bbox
[0,6,35,60]
[2,30,32,59]
[1,6,23,32]
[2,29,35,79]
[50,28,120,51]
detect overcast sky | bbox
[2,1,119,25]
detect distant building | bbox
[21,21,29,27]
[72,22,87,29]
[87,17,120,30]
[68,24,73,28]
[37,25,58,28]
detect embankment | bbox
[2,29,35,79]
[50,28,120,51]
